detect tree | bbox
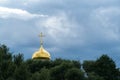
[26,60,51,73]
[87,72,104,80]
[13,53,24,66]
[31,68,50,80]
[50,62,76,80]
[50,63,66,80]
[94,55,119,80]
[0,45,13,80]
[72,60,81,69]
[13,64,29,80]
[31,72,40,80]
[1,44,120,80]
[39,68,50,80]
[52,58,81,69]
[0,45,12,62]
[83,55,120,80]
[83,60,95,73]
[65,68,85,80]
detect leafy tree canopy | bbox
[0,44,120,80]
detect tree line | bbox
[0,44,120,80]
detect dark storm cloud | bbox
[0,0,120,67]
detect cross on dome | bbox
[32,32,51,60]
[39,32,45,46]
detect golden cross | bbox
[39,32,45,46]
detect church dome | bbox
[32,32,51,60]
[32,46,50,60]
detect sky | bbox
[0,0,120,67]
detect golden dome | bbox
[32,32,51,60]
[32,45,51,60]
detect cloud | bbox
[88,7,120,42]
[0,0,120,67]
[36,13,85,48]
[0,0,9,4]
[0,7,47,20]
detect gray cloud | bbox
[0,7,47,20]
[0,0,120,67]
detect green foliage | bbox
[26,60,51,73]
[87,72,104,80]
[95,55,120,80]
[83,55,120,80]
[0,45,13,80]
[31,67,50,80]
[39,68,50,80]
[13,53,24,66]
[50,60,81,80]
[83,60,95,73]
[31,72,40,80]
[52,58,81,69]
[72,60,81,68]
[0,45,12,61]
[65,68,85,80]
[13,64,29,80]
[0,44,120,80]
[50,62,69,80]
